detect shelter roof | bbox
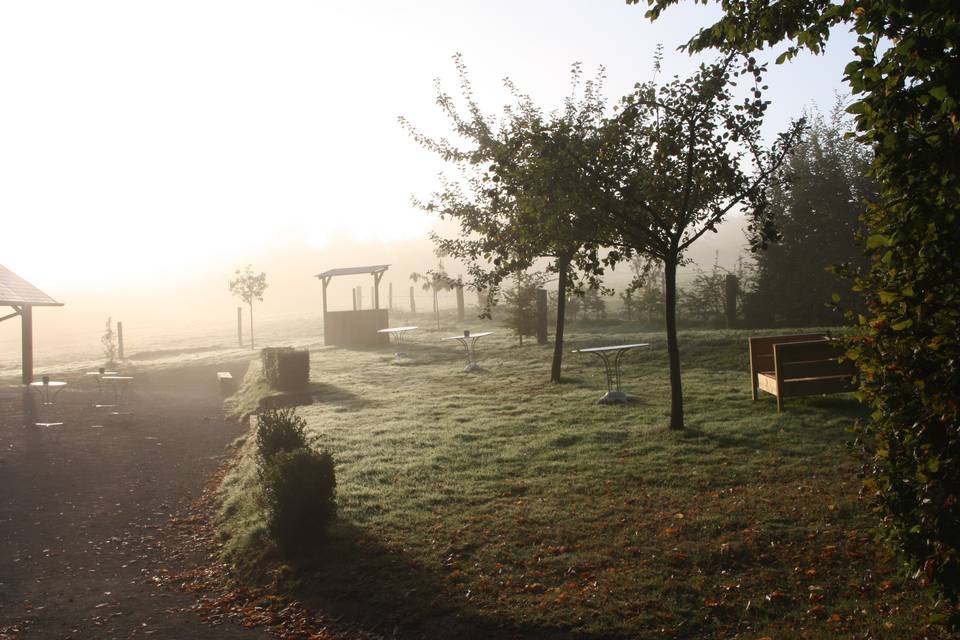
[0,265,62,307]
[315,264,390,279]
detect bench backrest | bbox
[749,333,826,375]
[773,339,856,379]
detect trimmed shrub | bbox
[260,347,310,391]
[255,408,307,465]
[261,448,337,554]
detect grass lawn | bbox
[218,320,934,639]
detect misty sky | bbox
[1,1,858,294]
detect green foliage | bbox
[596,55,802,429]
[261,448,337,555]
[260,347,310,391]
[402,55,621,382]
[639,0,960,613]
[680,255,755,326]
[580,289,607,321]
[751,103,875,326]
[101,317,117,365]
[410,262,456,330]
[501,271,548,345]
[255,408,308,466]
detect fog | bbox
[0,215,750,375]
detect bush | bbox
[255,408,307,464]
[261,448,337,554]
[260,347,310,391]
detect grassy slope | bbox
[218,323,929,639]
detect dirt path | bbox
[0,362,271,640]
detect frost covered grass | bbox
[217,322,930,638]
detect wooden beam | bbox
[0,307,22,323]
[21,306,33,384]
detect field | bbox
[217,318,936,639]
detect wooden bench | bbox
[748,334,857,412]
[217,371,235,397]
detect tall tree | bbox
[751,102,876,326]
[637,0,960,612]
[229,265,268,349]
[402,56,619,383]
[595,57,803,430]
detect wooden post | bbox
[321,276,330,345]
[456,285,465,322]
[21,306,33,384]
[374,270,384,311]
[388,282,393,310]
[371,286,375,310]
[117,321,124,360]
[536,288,548,344]
[409,286,416,313]
[237,306,243,347]
[724,274,739,329]
[352,288,357,311]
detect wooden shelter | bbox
[0,265,63,384]
[315,265,390,347]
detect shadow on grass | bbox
[285,521,631,640]
[257,382,375,413]
[679,394,866,452]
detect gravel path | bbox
[0,361,270,640]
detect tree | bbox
[751,102,876,326]
[638,0,960,613]
[229,265,267,349]
[581,288,607,321]
[402,56,620,383]
[410,262,455,330]
[595,56,803,430]
[501,271,549,345]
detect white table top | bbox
[442,331,494,341]
[86,371,118,376]
[101,375,134,381]
[572,343,650,354]
[378,326,419,333]
[29,380,67,388]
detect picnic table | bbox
[377,326,418,345]
[571,343,650,404]
[442,331,494,372]
[101,375,134,415]
[28,378,66,427]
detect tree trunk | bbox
[551,254,571,383]
[249,302,255,350]
[664,256,684,430]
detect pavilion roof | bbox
[315,264,390,279]
[0,265,62,307]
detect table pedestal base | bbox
[597,390,631,405]
[463,362,483,373]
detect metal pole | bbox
[352,288,357,311]
[117,321,124,360]
[456,285,465,322]
[388,282,393,310]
